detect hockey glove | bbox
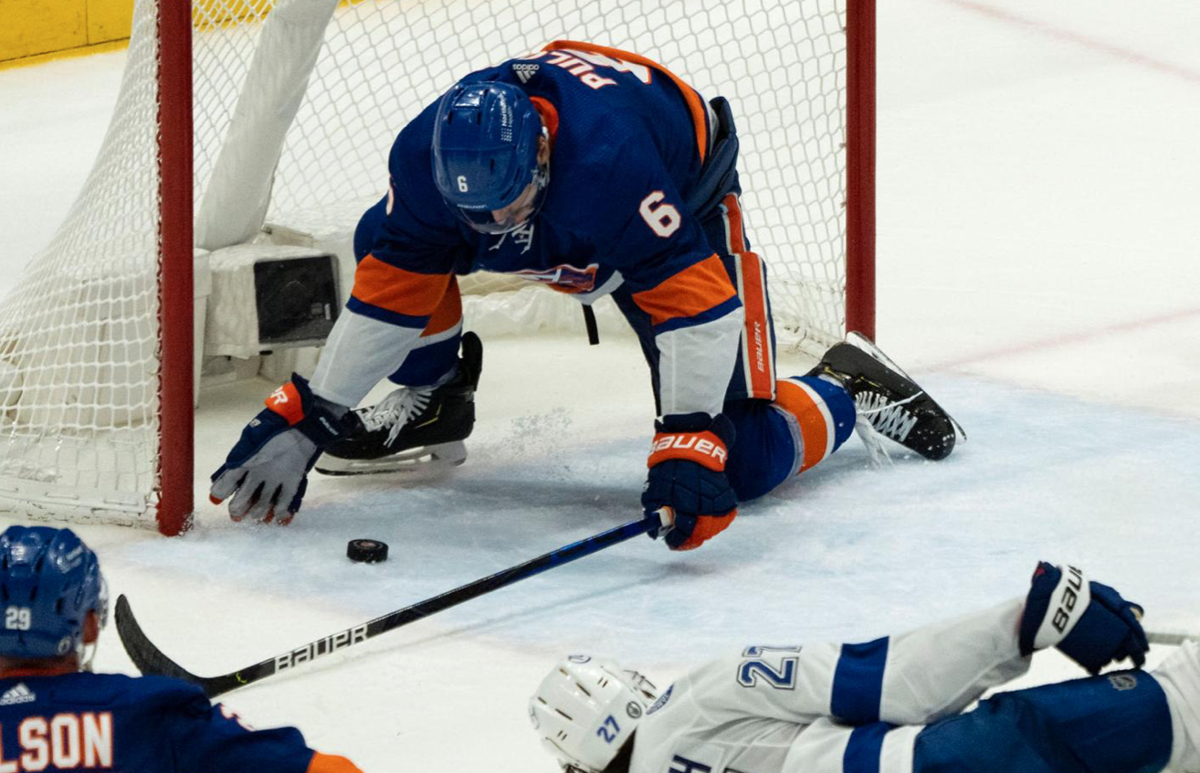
[1019,561,1149,675]
[642,413,737,551]
[210,374,356,524]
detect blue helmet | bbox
[432,81,550,235]
[0,526,107,659]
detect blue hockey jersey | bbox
[0,671,360,772]
[311,42,745,417]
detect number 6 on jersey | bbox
[639,191,681,237]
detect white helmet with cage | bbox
[529,655,658,773]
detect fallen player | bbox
[530,562,1198,772]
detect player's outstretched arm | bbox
[680,599,1030,730]
[683,563,1149,730]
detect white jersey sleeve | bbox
[308,309,424,408]
[684,598,1030,728]
[631,599,1032,773]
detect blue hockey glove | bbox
[210,374,355,524]
[642,413,737,551]
[1019,562,1149,675]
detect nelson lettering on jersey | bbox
[275,626,368,672]
[0,711,113,769]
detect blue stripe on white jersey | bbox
[832,636,890,724]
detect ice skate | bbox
[810,331,964,461]
[316,332,483,476]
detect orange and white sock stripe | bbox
[773,377,838,475]
[722,193,775,400]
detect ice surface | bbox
[0,0,1198,769]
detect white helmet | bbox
[529,655,658,773]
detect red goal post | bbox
[0,0,874,535]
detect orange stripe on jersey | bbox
[529,96,560,143]
[774,380,830,473]
[307,753,364,773]
[737,252,774,399]
[353,254,451,318]
[723,192,773,398]
[723,193,747,251]
[422,278,462,338]
[631,254,737,327]
[543,41,708,163]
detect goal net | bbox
[0,0,873,533]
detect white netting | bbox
[0,0,855,527]
[0,0,161,525]
[260,0,850,351]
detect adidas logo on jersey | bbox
[512,63,539,83]
[855,392,919,443]
[0,682,36,705]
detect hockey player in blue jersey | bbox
[211,42,962,549]
[0,525,364,772]
[530,562,1200,773]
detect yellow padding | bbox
[0,0,88,62]
[0,39,129,73]
[2,0,373,65]
[89,0,136,47]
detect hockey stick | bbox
[1130,607,1196,646]
[116,511,663,698]
[1148,630,1199,646]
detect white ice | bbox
[0,0,1198,769]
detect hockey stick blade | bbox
[116,512,662,698]
[115,595,241,696]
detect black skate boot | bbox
[316,331,483,476]
[809,332,963,461]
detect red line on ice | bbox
[940,0,1200,86]
[928,306,1200,371]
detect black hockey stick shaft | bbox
[116,512,662,698]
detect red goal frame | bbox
[158,0,194,536]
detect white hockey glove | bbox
[210,374,355,523]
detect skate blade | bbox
[315,441,467,477]
[844,331,968,443]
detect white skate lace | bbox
[856,391,921,441]
[362,388,434,447]
[851,391,922,466]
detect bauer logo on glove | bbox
[1019,561,1149,675]
[642,413,738,551]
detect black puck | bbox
[347,539,389,563]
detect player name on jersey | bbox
[0,709,113,770]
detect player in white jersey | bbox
[530,563,1200,773]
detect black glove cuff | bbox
[290,373,357,446]
[656,412,736,449]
